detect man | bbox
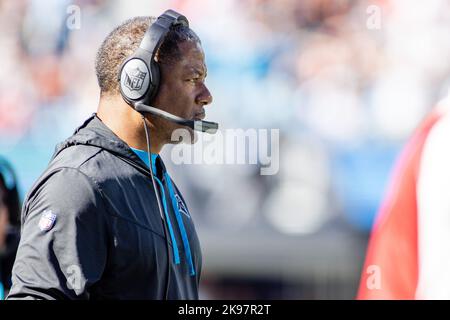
[0,157,21,299]
[7,11,212,299]
[358,92,450,299]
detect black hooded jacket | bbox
[7,115,202,300]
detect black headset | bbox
[118,9,218,134]
[118,9,189,108]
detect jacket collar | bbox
[52,114,167,175]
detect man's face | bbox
[151,40,213,143]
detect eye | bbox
[187,76,202,84]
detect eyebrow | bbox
[186,66,207,78]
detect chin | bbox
[168,126,198,145]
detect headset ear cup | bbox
[119,57,151,105]
[118,59,131,101]
[147,61,160,104]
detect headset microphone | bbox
[135,103,218,134]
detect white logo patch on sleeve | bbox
[38,210,57,232]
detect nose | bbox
[196,84,213,106]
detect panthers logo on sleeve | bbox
[175,194,191,219]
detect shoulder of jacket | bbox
[51,145,104,170]
[24,146,105,203]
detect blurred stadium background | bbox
[1,0,450,299]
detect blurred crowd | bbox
[1,0,450,299]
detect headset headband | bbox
[139,10,189,54]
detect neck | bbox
[97,95,164,154]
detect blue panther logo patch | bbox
[175,194,191,219]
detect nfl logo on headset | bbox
[38,210,57,232]
[124,67,147,91]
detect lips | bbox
[193,111,205,120]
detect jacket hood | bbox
[52,114,159,173]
